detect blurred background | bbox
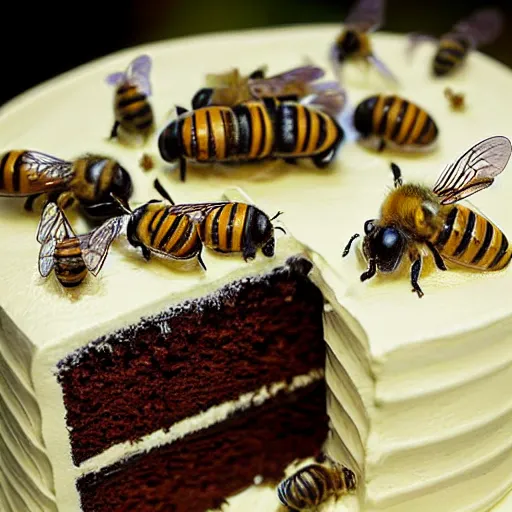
[1,0,510,107]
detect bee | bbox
[36,202,123,287]
[191,65,339,110]
[353,94,439,153]
[444,88,465,111]
[342,136,512,298]
[277,462,357,511]
[104,179,286,267]
[408,8,503,77]
[158,97,345,181]
[0,150,133,221]
[105,55,154,144]
[331,0,397,82]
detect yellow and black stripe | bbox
[198,203,251,253]
[433,36,471,77]
[335,30,371,61]
[354,94,438,148]
[133,203,202,260]
[431,204,512,271]
[115,84,154,136]
[53,238,88,287]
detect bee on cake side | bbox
[191,64,338,110]
[106,54,155,145]
[158,94,345,182]
[0,150,133,221]
[276,459,357,511]
[353,94,439,152]
[331,0,398,83]
[408,8,503,77]
[36,202,123,287]
[343,136,512,297]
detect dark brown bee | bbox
[36,202,122,287]
[331,0,397,82]
[158,97,344,181]
[277,462,356,511]
[409,8,503,77]
[0,150,133,221]
[343,136,512,297]
[353,94,439,152]
[106,55,154,144]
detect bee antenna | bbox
[110,193,132,214]
[390,163,403,188]
[270,210,284,221]
[153,179,175,205]
[275,226,287,235]
[342,233,360,257]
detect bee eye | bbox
[364,220,375,235]
[381,228,400,248]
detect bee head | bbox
[158,121,181,163]
[251,209,275,256]
[342,467,357,492]
[363,220,406,273]
[337,30,361,61]
[191,88,214,109]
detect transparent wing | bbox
[299,83,347,118]
[432,136,512,204]
[38,238,56,277]
[105,71,127,87]
[168,202,230,223]
[21,151,73,184]
[452,8,503,48]
[126,54,152,96]
[345,0,385,33]
[80,216,126,276]
[36,202,62,244]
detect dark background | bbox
[1,0,510,107]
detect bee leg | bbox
[360,258,376,281]
[378,139,386,152]
[23,194,41,212]
[109,121,120,139]
[312,149,336,169]
[197,251,207,271]
[390,163,403,188]
[426,242,447,271]
[243,244,257,262]
[141,246,152,261]
[410,258,424,298]
[179,158,187,182]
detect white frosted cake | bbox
[0,24,511,512]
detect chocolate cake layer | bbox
[77,380,328,512]
[58,260,326,464]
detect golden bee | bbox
[277,461,357,511]
[0,150,133,221]
[343,136,512,297]
[331,0,397,82]
[36,202,123,287]
[353,94,439,152]
[102,179,285,267]
[444,88,465,111]
[191,65,339,110]
[158,96,345,181]
[409,8,503,77]
[106,54,155,144]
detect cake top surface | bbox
[1,23,512,358]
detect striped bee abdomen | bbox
[431,204,512,271]
[433,36,471,77]
[0,150,49,196]
[115,84,154,135]
[54,238,87,287]
[354,95,438,148]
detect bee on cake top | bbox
[106,54,155,146]
[343,136,512,297]
[331,0,398,83]
[0,150,133,222]
[408,8,504,77]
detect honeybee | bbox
[331,0,397,82]
[106,55,155,144]
[103,179,285,267]
[36,202,123,287]
[158,97,345,181]
[277,461,356,511]
[342,136,512,297]
[0,150,133,221]
[408,8,503,77]
[353,94,439,152]
[192,65,340,111]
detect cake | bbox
[0,23,511,512]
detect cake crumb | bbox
[139,153,155,171]
[444,88,465,111]
[284,295,293,303]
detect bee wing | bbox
[38,238,57,278]
[452,8,504,48]
[80,216,126,276]
[168,202,230,224]
[14,151,74,189]
[344,0,385,33]
[105,71,127,87]
[299,82,347,118]
[36,202,62,244]
[126,54,152,96]
[248,66,325,99]
[432,136,512,204]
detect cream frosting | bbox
[0,23,510,512]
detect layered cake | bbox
[0,23,511,512]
